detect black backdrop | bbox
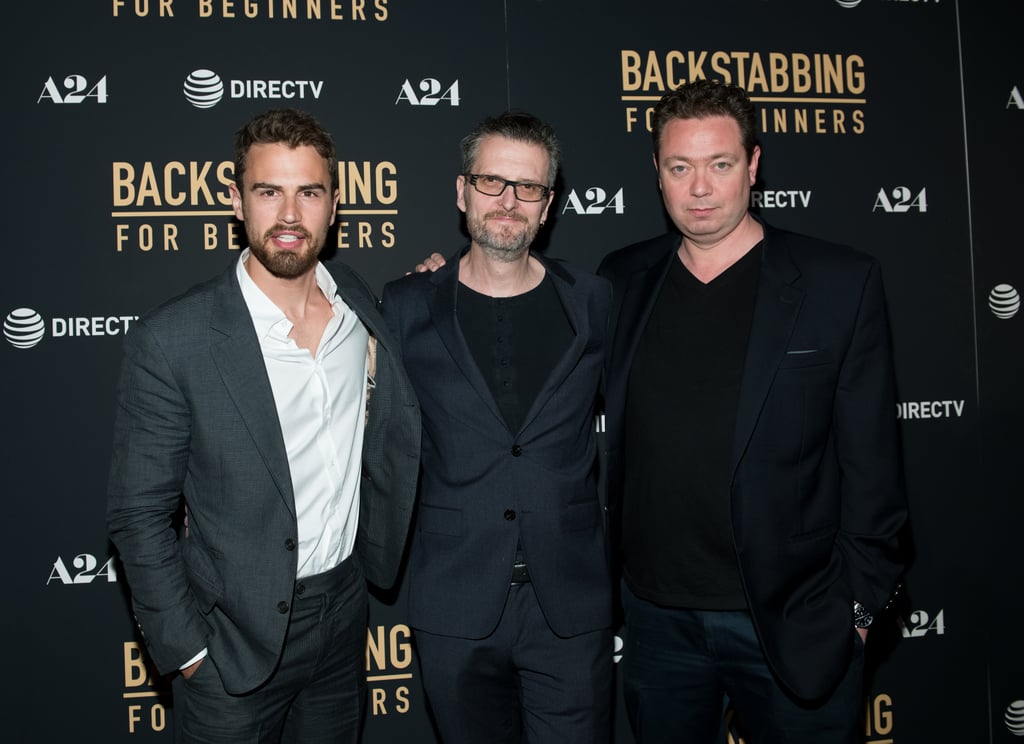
[4,1,1022,741]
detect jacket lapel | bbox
[428,255,509,429]
[515,257,588,436]
[730,229,804,477]
[209,262,296,516]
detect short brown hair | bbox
[652,80,758,161]
[233,108,337,192]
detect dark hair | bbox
[233,108,337,192]
[652,80,758,161]
[461,111,561,187]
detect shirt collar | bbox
[236,248,340,342]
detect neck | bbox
[244,254,324,319]
[678,213,764,284]
[459,244,544,298]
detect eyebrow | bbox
[664,152,739,163]
[249,181,327,192]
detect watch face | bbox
[853,602,874,628]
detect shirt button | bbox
[277,601,289,614]
[504,509,516,521]
[511,445,522,457]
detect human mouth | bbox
[268,230,309,248]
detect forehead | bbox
[241,142,331,184]
[660,115,745,157]
[472,135,549,180]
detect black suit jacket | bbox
[598,219,906,700]
[380,250,613,639]
[106,257,420,694]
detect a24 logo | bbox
[898,608,944,638]
[562,187,625,215]
[396,78,459,106]
[38,75,108,104]
[873,186,927,213]
[47,553,118,585]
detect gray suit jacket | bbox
[106,257,420,694]
[381,250,613,639]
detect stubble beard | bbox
[467,211,539,263]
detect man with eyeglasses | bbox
[380,112,614,743]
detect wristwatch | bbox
[853,601,873,629]
[853,579,903,629]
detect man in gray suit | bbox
[381,112,613,743]
[107,108,420,743]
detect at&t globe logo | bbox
[1005,699,1024,736]
[4,308,45,349]
[184,69,224,109]
[989,284,1021,319]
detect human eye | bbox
[519,182,545,198]
[258,188,279,198]
[479,175,505,187]
[713,160,732,171]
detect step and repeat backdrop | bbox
[4,0,1021,741]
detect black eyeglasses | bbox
[465,173,551,202]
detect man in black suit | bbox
[381,112,613,744]
[107,109,421,743]
[598,80,907,743]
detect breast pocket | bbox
[778,348,833,370]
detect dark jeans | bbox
[171,556,368,744]
[621,583,863,744]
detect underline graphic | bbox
[110,209,399,218]
[621,95,867,104]
[366,673,414,682]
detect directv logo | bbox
[3,309,139,350]
[183,69,325,109]
[4,308,46,349]
[184,69,225,109]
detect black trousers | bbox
[171,556,368,744]
[415,581,613,744]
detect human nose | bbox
[496,181,519,210]
[690,168,711,198]
[278,193,300,223]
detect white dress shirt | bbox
[237,249,368,579]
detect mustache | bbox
[262,224,313,242]
[484,210,527,223]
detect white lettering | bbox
[896,400,966,419]
[750,190,811,209]
[1009,85,1024,110]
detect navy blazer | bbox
[598,219,907,701]
[107,257,421,694]
[381,250,613,639]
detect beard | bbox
[466,210,539,263]
[246,223,324,278]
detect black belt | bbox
[510,561,531,585]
